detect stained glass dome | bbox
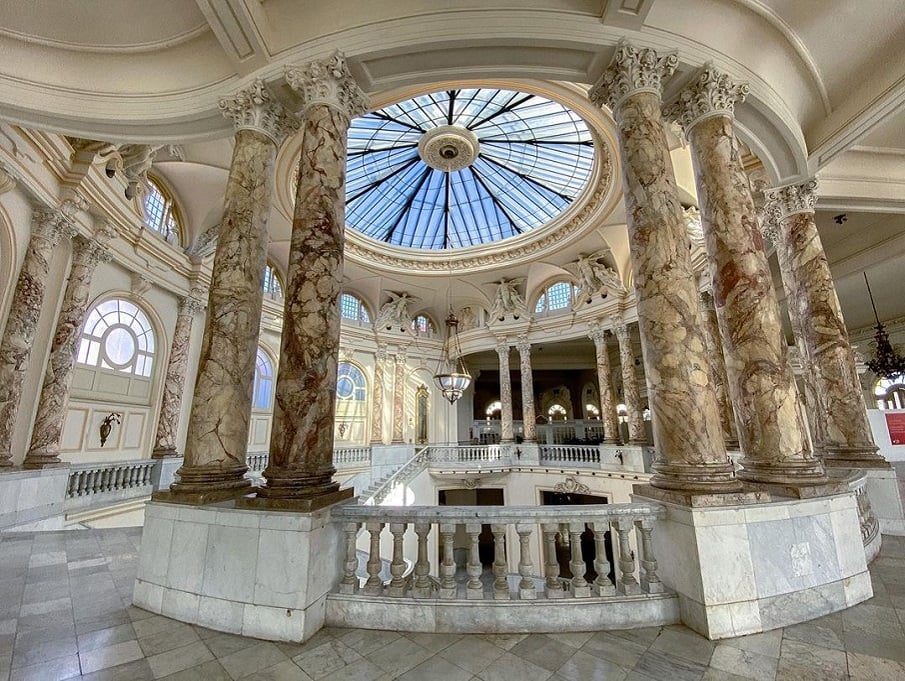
[344,88,594,250]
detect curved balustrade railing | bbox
[333,502,666,601]
[333,447,372,467]
[540,444,601,465]
[65,459,155,508]
[429,444,512,465]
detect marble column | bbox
[698,291,739,448]
[152,290,206,458]
[589,322,621,444]
[165,79,298,502]
[370,344,387,445]
[496,340,514,443]
[515,335,536,443]
[24,226,117,468]
[667,66,827,487]
[613,321,646,445]
[590,44,739,494]
[391,352,406,444]
[254,54,368,506]
[764,180,887,468]
[0,207,66,466]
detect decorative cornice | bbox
[285,52,369,121]
[589,42,678,111]
[218,78,299,146]
[663,65,749,133]
[762,179,818,222]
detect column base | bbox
[736,456,829,489]
[821,444,890,470]
[152,447,180,459]
[160,463,251,505]
[238,488,354,512]
[21,455,64,470]
[649,461,743,494]
[256,465,343,501]
[635,483,770,508]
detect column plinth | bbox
[516,336,536,442]
[590,44,740,495]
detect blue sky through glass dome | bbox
[345,88,594,250]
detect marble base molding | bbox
[637,491,872,639]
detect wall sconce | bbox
[99,413,122,447]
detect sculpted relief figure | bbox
[570,252,626,304]
[376,291,415,331]
[489,279,527,322]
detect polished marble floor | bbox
[0,528,903,681]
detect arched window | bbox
[585,404,600,419]
[76,298,156,377]
[252,348,275,411]
[142,177,182,245]
[263,262,283,300]
[535,281,579,314]
[875,377,905,410]
[485,400,502,419]
[548,404,568,421]
[410,314,434,336]
[336,362,366,401]
[340,293,370,324]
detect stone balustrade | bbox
[471,419,609,445]
[540,444,601,465]
[333,446,371,467]
[65,459,155,511]
[333,502,666,601]
[428,444,512,465]
[246,452,269,472]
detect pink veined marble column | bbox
[391,352,406,444]
[666,65,827,488]
[0,206,66,466]
[496,340,514,443]
[516,336,536,443]
[589,323,621,444]
[152,290,206,458]
[764,180,887,469]
[24,227,117,468]
[590,44,739,494]
[370,345,387,445]
[165,79,298,503]
[613,321,646,445]
[698,290,740,448]
[254,54,368,506]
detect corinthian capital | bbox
[179,291,206,316]
[762,179,818,223]
[30,205,66,244]
[588,320,607,347]
[589,43,678,111]
[219,78,300,146]
[515,334,531,356]
[663,65,749,133]
[285,52,369,121]
[71,234,112,268]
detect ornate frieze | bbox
[285,52,369,121]
[219,78,299,145]
[663,65,749,133]
[589,43,678,110]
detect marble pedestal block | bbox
[150,457,184,491]
[133,500,346,642]
[864,468,905,536]
[635,491,871,640]
[0,467,69,530]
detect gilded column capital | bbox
[663,64,749,133]
[285,52,369,122]
[589,43,678,111]
[515,335,531,356]
[219,78,300,146]
[763,179,818,223]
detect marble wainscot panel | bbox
[133,500,345,642]
[636,491,871,639]
[0,466,69,531]
[864,467,905,535]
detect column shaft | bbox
[516,337,536,442]
[590,325,621,444]
[614,322,646,445]
[0,207,65,466]
[698,291,739,448]
[370,346,386,445]
[497,342,514,443]
[392,352,406,443]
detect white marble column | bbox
[0,206,67,466]
[166,79,298,503]
[254,54,368,507]
[666,66,826,488]
[370,344,387,445]
[496,340,514,443]
[590,44,739,495]
[613,321,646,445]
[698,290,739,448]
[24,225,118,468]
[152,289,206,458]
[515,335,536,443]
[392,351,407,444]
[764,180,887,469]
[589,322,621,444]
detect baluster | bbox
[591,521,616,596]
[612,518,641,595]
[85,470,97,495]
[491,524,509,600]
[339,522,360,594]
[568,522,590,597]
[133,465,142,487]
[516,523,536,600]
[542,523,564,599]
[66,473,78,497]
[104,467,114,492]
[412,522,432,598]
[364,521,384,596]
[438,523,457,599]
[387,522,407,597]
[113,466,124,490]
[636,518,664,593]
[465,523,483,600]
[77,470,88,496]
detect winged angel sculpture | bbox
[375,291,417,332]
[567,251,626,305]
[488,278,528,323]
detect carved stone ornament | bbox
[758,206,780,246]
[30,205,65,243]
[571,251,626,304]
[219,78,300,145]
[462,477,480,490]
[553,476,590,495]
[588,320,607,346]
[72,234,112,268]
[489,279,528,323]
[515,334,531,355]
[589,42,678,111]
[179,291,206,316]
[285,52,369,121]
[375,292,415,332]
[762,179,819,222]
[663,64,749,133]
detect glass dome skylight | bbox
[345,88,594,250]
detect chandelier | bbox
[434,310,471,404]
[864,273,905,379]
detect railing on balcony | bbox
[429,445,512,465]
[65,459,156,509]
[334,447,372,467]
[333,502,666,601]
[246,453,269,472]
[540,444,601,465]
[472,419,613,445]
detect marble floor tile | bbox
[581,631,650,669]
[708,644,776,681]
[397,656,475,681]
[147,640,215,679]
[156,658,232,681]
[478,650,554,681]
[510,634,578,673]
[292,639,362,680]
[317,657,385,681]
[722,630,782,659]
[633,650,707,681]
[80,657,154,681]
[337,629,401,657]
[438,636,506,674]
[403,631,463,653]
[218,641,288,680]
[555,649,628,681]
[649,626,715,665]
[245,659,314,681]
[365,635,433,676]
[138,623,201,657]
[846,651,905,681]
[8,653,81,681]
[79,638,144,674]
